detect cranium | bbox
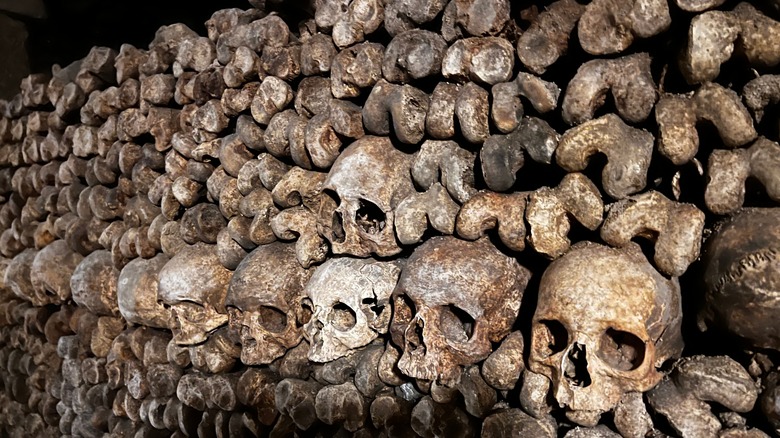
[29,240,84,306]
[528,242,683,423]
[390,236,531,383]
[70,250,120,316]
[318,136,415,258]
[158,243,233,345]
[117,253,172,329]
[700,208,780,351]
[4,249,37,303]
[226,242,314,365]
[302,257,402,363]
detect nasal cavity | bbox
[332,210,346,243]
[563,342,592,388]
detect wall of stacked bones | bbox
[1,0,780,436]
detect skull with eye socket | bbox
[528,242,683,424]
[226,242,315,365]
[301,257,403,363]
[157,243,233,345]
[389,236,531,384]
[318,136,415,258]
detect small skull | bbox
[318,136,415,258]
[30,240,84,306]
[158,243,233,345]
[302,257,402,363]
[528,242,683,422]
[390,236,531,383]
[117,253,172,329]
[226,242,314,365]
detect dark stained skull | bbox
[390,236,531,383]
[226,242,314,365]
[158,243,233,345]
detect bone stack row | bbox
[0,0,779,436]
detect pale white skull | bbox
[118,253,172,329]
[319,136,415,258]
[157,243,233,345]
[30,240,84,306]
[71,250,120,316]
[390,236,531,383]
[226,242,314,365]
[302,257,402,363]
[528,242,683,423]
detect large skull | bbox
[226,242,314,365]
[528,242,683,423]
[302,257,402,363]
[700,208,780,351]
[390,236,531,383]
[30,240,84,306]
[318,136,415,258]
[71,250,120,316]
[118,253,172,329]
[158,243,233,345]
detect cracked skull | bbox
[389,236,531,383]
[226,241,314,365]
[157,243,233,345]
[318,135,415,258]
[528,242,683,422]
[302,257,402,363]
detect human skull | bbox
[302,257,402,363]
[118,253,172,329]
[700,208,780,351]
[390,236,531,383]
[318,136,415,258]
[29,240,83,306]
[4,249,37,303]
[528,242,683,423]
[158,243,233,345]
[70,250,120,316]
[226,242,314,365]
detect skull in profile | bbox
[226,242,314,365]
[158,243,233,345]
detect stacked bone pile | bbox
[1,0,780,436]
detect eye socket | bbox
[598,328,646,372]
[439,304,475,343]
[355,199,386,234]
[393,294,415,325]
[330,302,357,331]
[257,306,288,333]
[534,320,569,357]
